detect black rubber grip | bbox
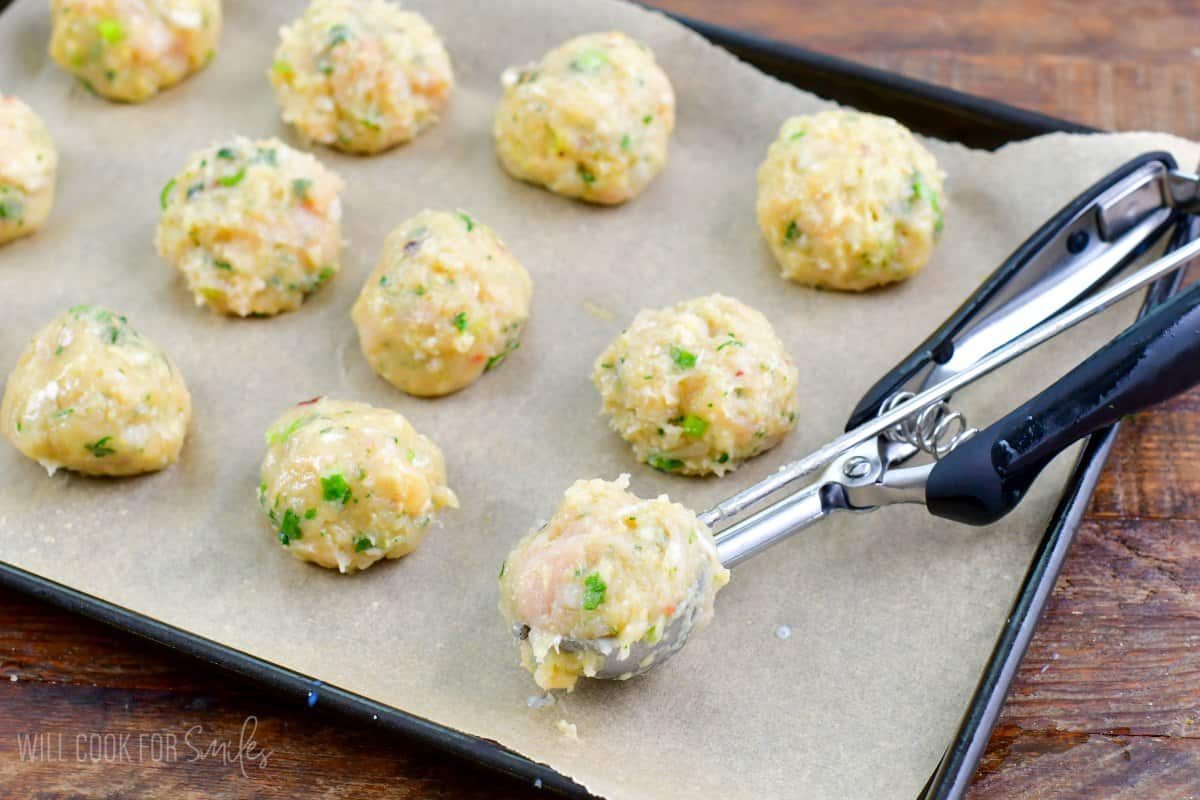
[846,151,1179,432]
[927,277,1200,526]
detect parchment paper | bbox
[1,1,1197,797]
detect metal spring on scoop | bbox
[880,391,978,460]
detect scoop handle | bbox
[846,152,1178,432]
[926,276,1200,525]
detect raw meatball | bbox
[757,109,946,291]
[0,306,191,476]
[351,210,532,397]
[493,31,675,205]
[0,96,57,246]
[156,137,344,317]
[593,294,798,476]
[49,0,222,103]
[259,398,458,573]
[499,475,729,691]
[269,0,453,155]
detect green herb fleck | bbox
[570,49,609,72]
[52,408,74,419]
[785,220,800,242]
[648,454,684,472]
[304,508,317,520]
[681,414,709,438]
[272,60,293,77]
[0,199,23,220]
[213,259,233,271]
[279,509,302,544]
[642,114,653,125]
[716,334,744,351]
[84,436,115,458]
[717,452,730,464]
[321,473,352,505]
[453,311,468,332]
[620,134,631,151]
[217,167,246,188]
[96,19,124,44]
[582,572,607,610]
[644,625,659,643]
[353,535,373,553]
[266,412,317,446]
[911,172,944,234]
[318,266,335,286]
[485,340,520,372]
[216,147,236,160]
[160,178,176,210]
[458,211,475,232]
[788,129,806,140]
[669,346,697,369]
[328,24,352,48]
[577,164,596,184]
[498,560,507,578]
[292,178,312,200]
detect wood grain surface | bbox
[4,1,1200,798]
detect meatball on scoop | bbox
[156,137,344,317]
[49,0,222,102]
[260,398,458,573]
[757,109,946,291]
[1,306,192,477]
[593,294,799,477]
[499,475,729,691]
[0,95,57,246]
[270,0,454,154]
[352,209,532,397]
[493,31,675,204]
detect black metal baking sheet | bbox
[0,5,1169,798]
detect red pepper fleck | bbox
[735,370,745,377]
[297,396,323,406]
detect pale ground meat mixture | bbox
[0,95,57,246]
[259,398,458,574]
[1,306,191,477]
[757,109,946,291]
[155,136,344,317]
[593,294,799,477]
[49,0,221,102]
[352,209,532,397]
[493,31,675,204]
[269,0,454,155]
[499,475,728,691]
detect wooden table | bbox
[3,2,1199,797]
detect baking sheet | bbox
[1,1,1197,798]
